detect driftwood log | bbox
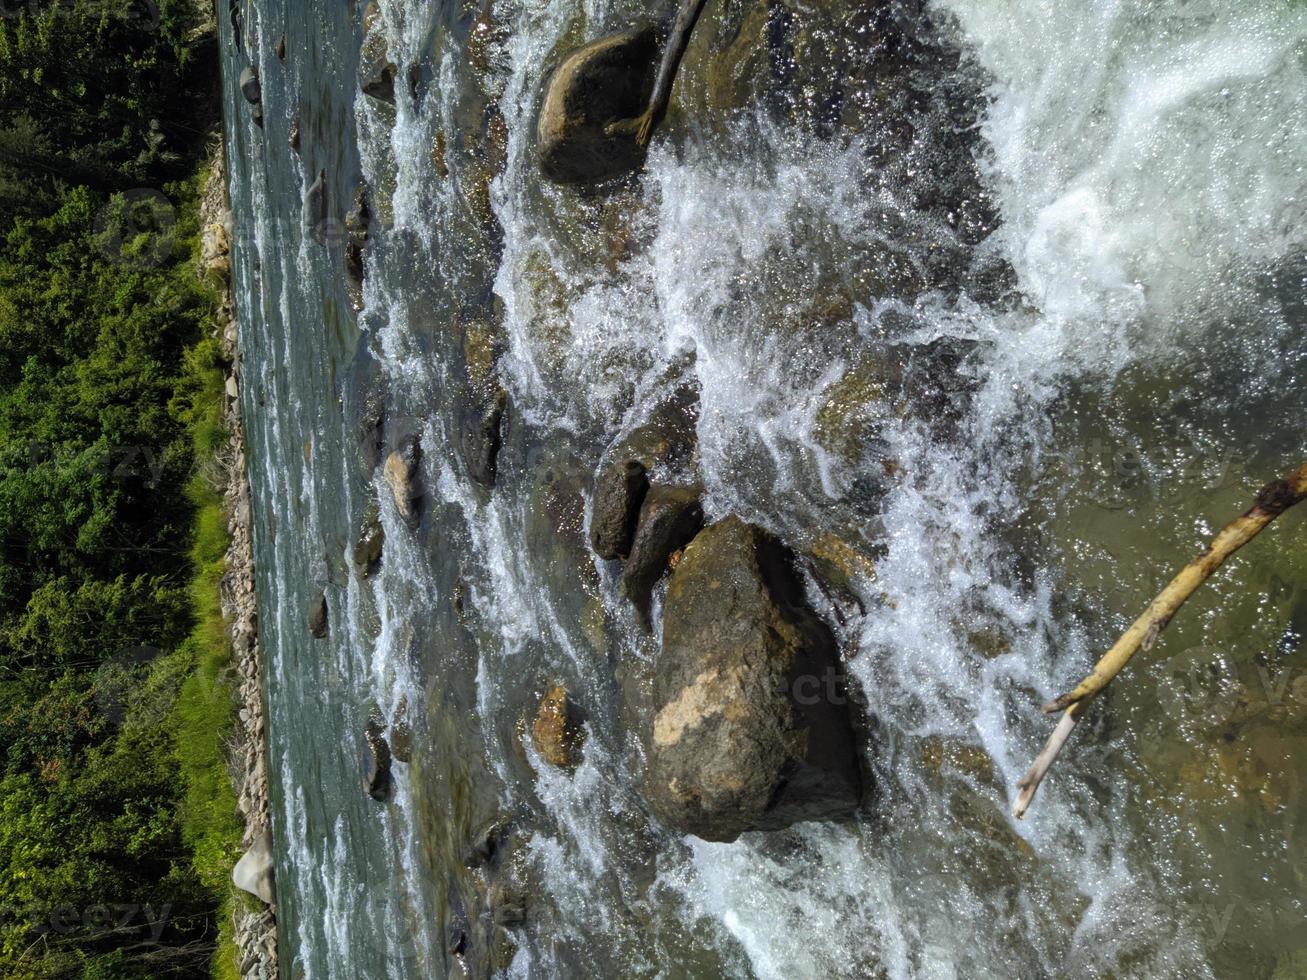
[1013,461,1307,818]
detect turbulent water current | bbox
[219,0,1307,976]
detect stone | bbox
[275,34,287,62]
[590,458,648,560]
[647,517,863,842]
[359,3,397,103]
[307,590,328,639]
[232,827,275,904]
[536,28,659,184]
[532,684,585,770]
[390,696,413,764]
[620,485,703,618]
[305,169,328,245]
[807,533,877,600]
[345,181,370,286]
[288,113,301,153]
[352,506,384,576]
[610,374,699,478]
[239,65,261,105]
[460,388,506,489]
[384,435,423,524]
[487,882,527,928]
[360,719,392,801]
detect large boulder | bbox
[232,827,275,904]
[536,28,659,184]
[646,517,863,841]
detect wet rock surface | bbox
[590,458,649,560]
[361,719,393,801]
[360,2,397,103]
[345,181,371,290]
[536,28,659,184]
[240,65,261,104]
[620,485,704,619]
[646,517,863,842]
[384,434,423,524]
[531,684,586,770]
[390,696,413,764]
[352,505,385,576]
[307,590,329,638]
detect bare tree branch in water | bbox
[1014,461,1307,819]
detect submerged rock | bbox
[239,65,261,104]
[305,169,328,245]
[352,505,384,577]
[232,827,275,904]
[591,458,649,560]
[620,485,703,618]
[307,590,329,638]
[275,33,287,62]
[647,517,862,841]
[384,435,423,524]
[345,181,370,287]
[361,719,393,801]
[460,388,506,489]
[288,112,301,153]
[390,696,413,764]
[531,684,585,770]
[359,2,397,103]
[536,28,659,184]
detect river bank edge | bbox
[199,144,280,980]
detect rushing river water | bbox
[219,0,1307,976]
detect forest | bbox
[0,1,241,976]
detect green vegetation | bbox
[0,2,244,977]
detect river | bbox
[219,0,1307,976]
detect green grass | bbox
[163,169,247,980]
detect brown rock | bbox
[590,458,648,560]
[390,696,413,764]
[360,719,392,801]
[384,435,423,524]
[307,590,329,639]
[620,486,703,618]
[646,517,863,841]
[532,684,585,770]
[359,2,396,102]
[536,29,659,184]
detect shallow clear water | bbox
[220,0,1307,976]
